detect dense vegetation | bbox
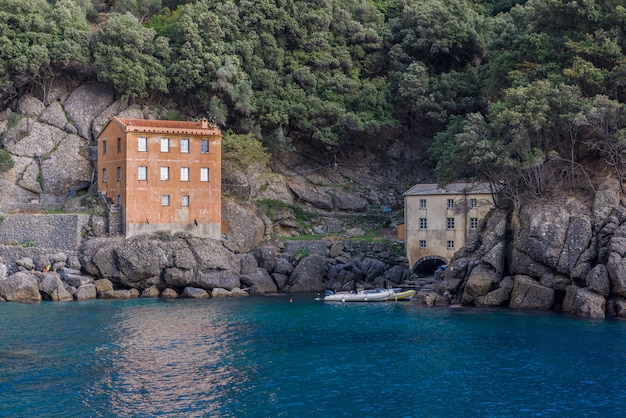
[1,0,625,206]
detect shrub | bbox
[0,149,14,172]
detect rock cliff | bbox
[438,179,626,319]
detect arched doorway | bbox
[412,255,448,277]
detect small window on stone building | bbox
[161,195,170,206]
[181,139,190,153]
[419,199,426,209]
[181,167,190,182]
[470,218,478,230]
[447,199,454,209]
[182,195,189,207]
[138,137,147,152]
[446,217,455,230]
[419,218,427,230]
[419,240,426,249]
[161,138,170,152]
[200,167,209,182]
[102,168,107,182]
[447,240,454,250]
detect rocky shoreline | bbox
[0,236,416,303]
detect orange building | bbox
[97,117,222,238]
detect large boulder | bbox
[475,276,514,307]
[585,264,610,297]
[188,237,239,272]
[182,287,209,298]
[509,275,554,310]
[114,237,167,285]
[287,180,333,210]
[287,255,327,292]
[75,283,97,300]
[64,82,115,141]
[573,288,605,319]
[0,272,41,302]
[240,268,278,295]
[461,264,499,306]
[192,270,240,291]
[221,199,265,254]
[38,272,73,301]
[163,267,194,287]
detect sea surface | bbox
[1,294,625,417]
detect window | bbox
[102,141,107,155]
[116,195,121,206]
[160,166,170,181]
[470,198,477,208]
[102,168,107,182]
[161,138,170,152]
[447,217,455,230]
[181,138,190,153]
[182,195,189,207]
[447,198,454,209]
[117,138,121,153]
[470,217,478,230]
[180,167,190,182]
[447,240,455,250]
[161,195,170,206]
[419,199,427,209]
[117,167,121,181]
[138,137,147,152]
[138,166,147,181]
[419,240,426,249]
[200,167,209,182]
[419,218,427,230]
[200,139,209,153]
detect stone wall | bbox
[0,214,91,251]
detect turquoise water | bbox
[1,295,625,417]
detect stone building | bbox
[403,183,494,272]
[97,117,222,238]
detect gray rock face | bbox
[0,272,41,302]
[585,264,610,297]
[461,264,499,305]
[64,83,115,141]
[287,180,333,210]
[509,275,554,310]
[182,287,209,298]
[221,199,265,254]
[18,96,45,116]
[39,101,68,130]
[40,132,91,195]
[573,288,605,319]
[163,267,194,287]
[192,270,241,291]
[240,268,278,295]
[514,201,592,277]
[475,276,514,307]
[75,284,97,300]
[328,189,368,211]
[287,255,327,292]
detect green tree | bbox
[91,13,169,99]
[222,132,270,201]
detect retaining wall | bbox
[0,214,91,251]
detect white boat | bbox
[387,288,416,301]
[323,288,394,302]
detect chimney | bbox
[201,119,208,129]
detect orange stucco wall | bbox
[97,121,222,238]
